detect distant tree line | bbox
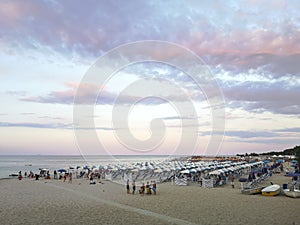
[237,146,300,161]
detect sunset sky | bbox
[0,0,299,155]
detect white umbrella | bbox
[189,169,197,173]
[131,168,139,173]
[180,169,190,174]
[154,168,163,173]
[209,170,220,175]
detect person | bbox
[280,163,284,172]
[18,171,22,180]
[126,179,130,194]
[90,173,95,184]
[63,174,67,182]
[146,181,151,194]
[46,171,50,179]
[54,170,57,179]
[68,172,72,184]
[230,174,235,188]
[152,181,157,195]
[248,173,253,182]
[132,180,136,195]
[139,183,145,195]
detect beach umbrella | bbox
[180,169,190,174]
[291,160,298,163]
[58,169,67,173]
[154,168,163,173]
[162,168,169,172]
[209,170,220,175]
[189,169,197,173]
[69,166,74,170]
[83,165,89,170]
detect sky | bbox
[0,0,299,156]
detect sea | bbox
[0,155,173,179]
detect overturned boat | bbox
[241,186,265,195]
[261,184,281,196]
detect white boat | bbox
[261,184,281,196]
[283,188,300,198]
[241,186,265,195]
[283,173,300,198]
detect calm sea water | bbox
[0,155,171,179]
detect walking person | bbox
[68,172,72,184]
[230,174,235,188]
[126,179,130,194]
[152,181,157,195]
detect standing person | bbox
[68,172,72,184]
[18,171,22,180]
[54,170,57,179]
[126,179,130,194]
[152,181,157,195]
[132,180,136,195]
[146,181,151,194]
[63,173,67,182]
[90,173,94,184]
[230,174,235,188]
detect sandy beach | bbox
[1,172,299,225]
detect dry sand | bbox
[1,173,299,225]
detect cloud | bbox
[0,121,71,129]
[0,121,115,131]
[20,112,35,115]
[19,78,198,105]
[209,53,300,79]
[275,127,300,133]
[2,1,299,60]
[222,80,300,115]
[200,130,279,139]
[5,90,27,96]
[160,116,196,121]
[20,82,105,104]
[2,1,299,117]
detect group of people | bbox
[62,172,73,183]
[126,180,157,195]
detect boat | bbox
[9,174,18,177]
[241,186,265,195]
[283,173,300,198]
[261,184,281,196]
[283,188,300,198]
